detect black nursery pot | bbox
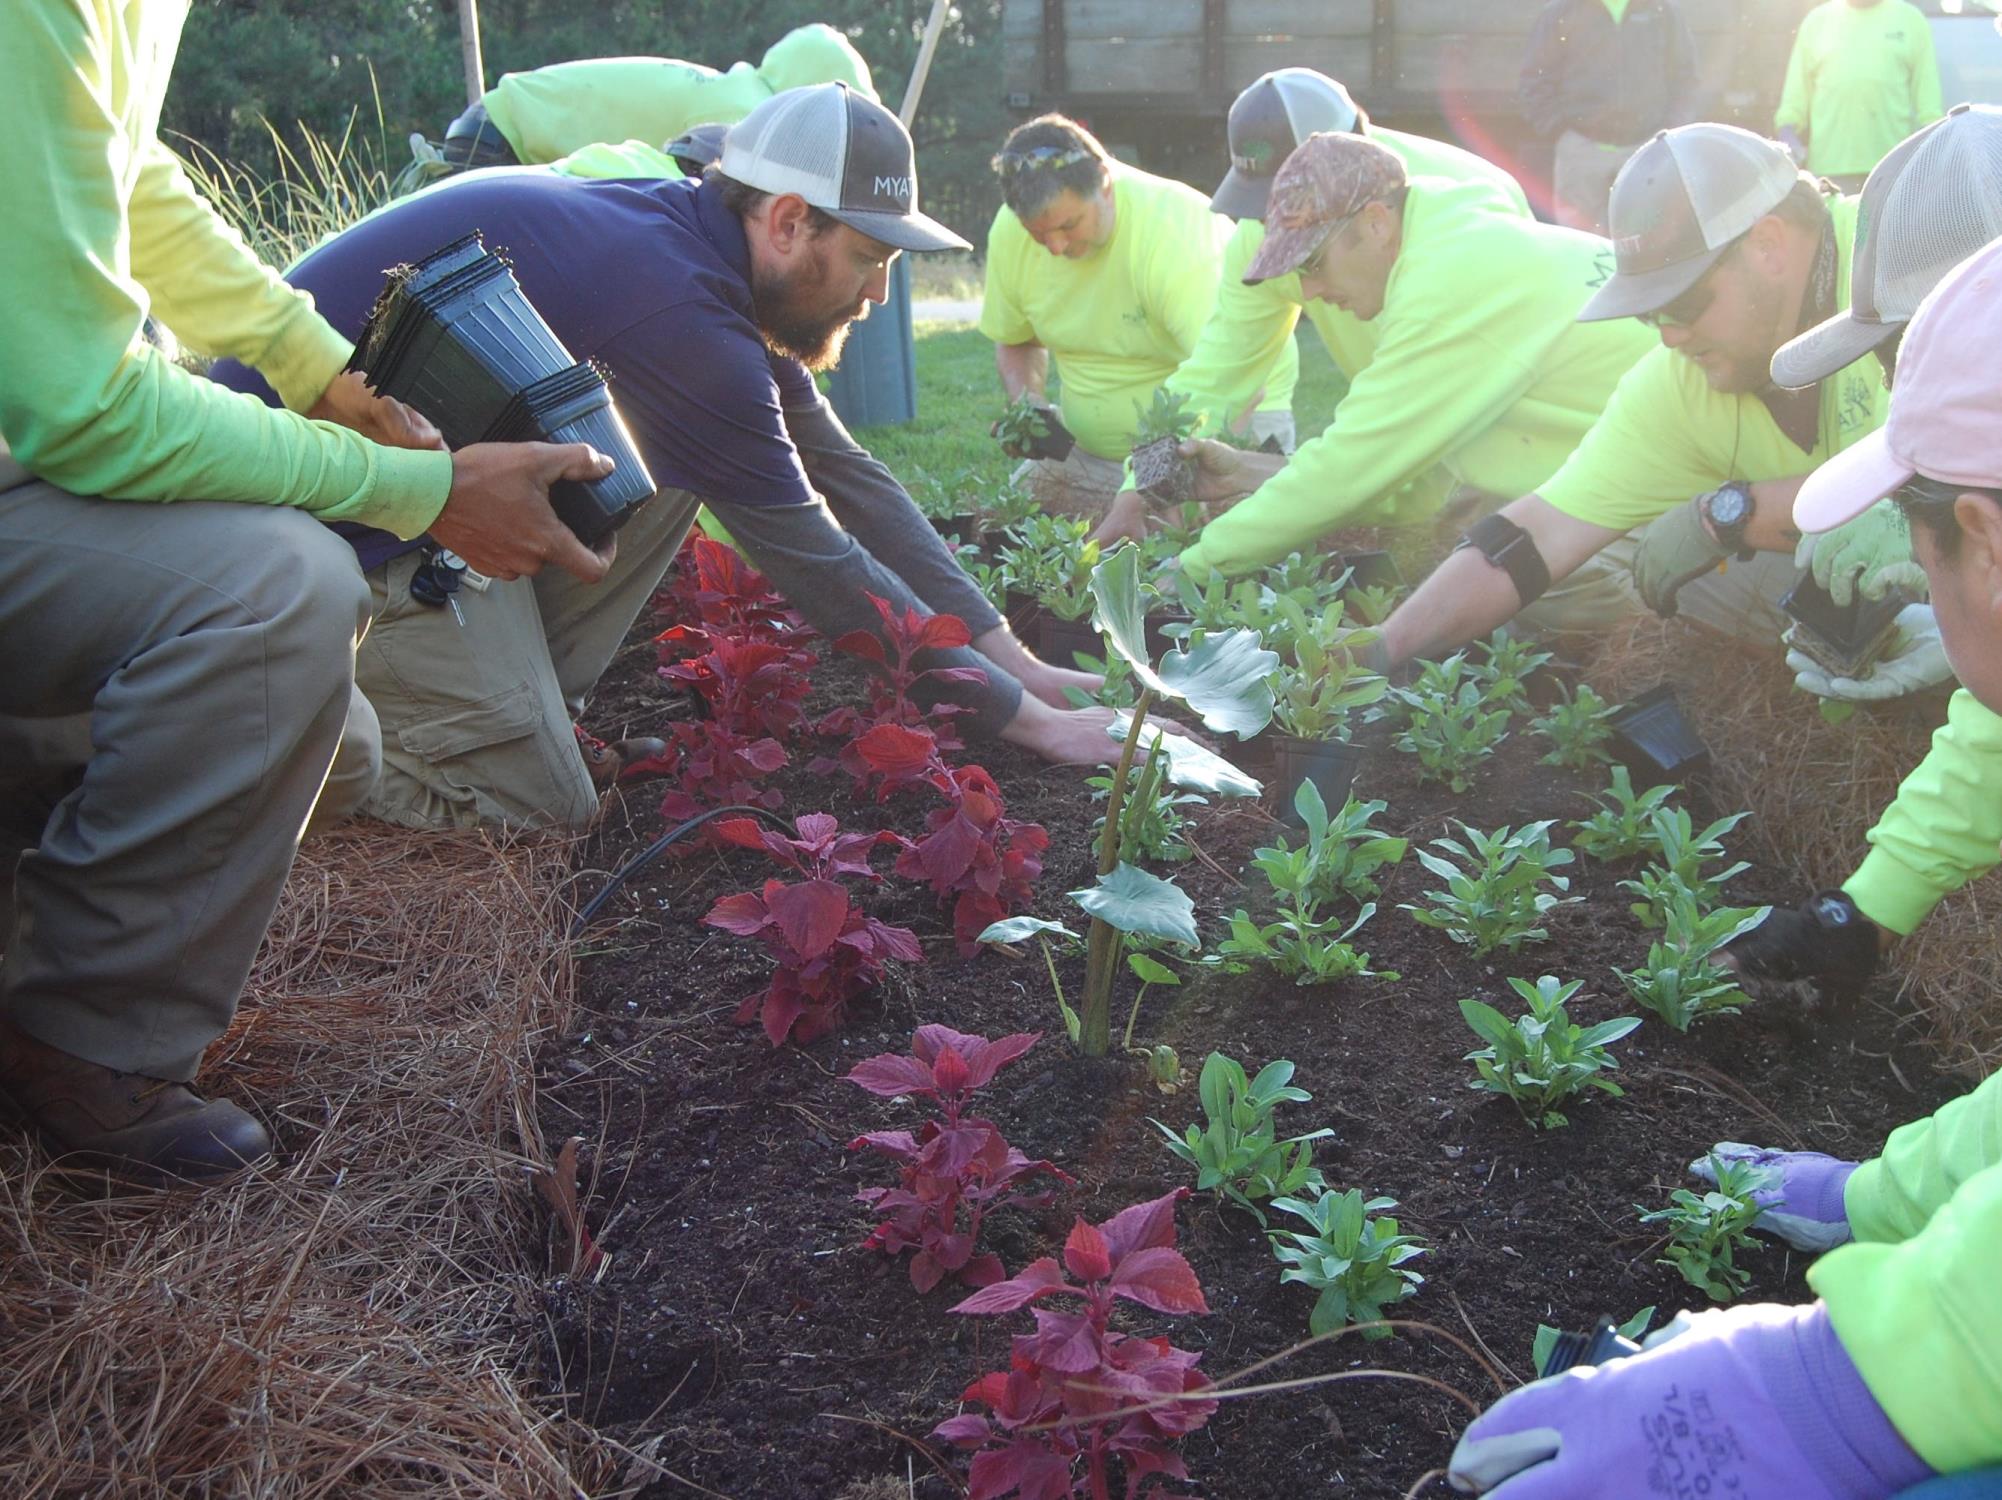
[1035,611,1103,670]
[1340,549,1404,591]
[491,365,657,548]
[1780,571,1905,678]
[1265,734,1366,823]
[928,511,981,543]
[1609,685,1710,783]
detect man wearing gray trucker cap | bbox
[1094,68,1533,546]
[1373,122,1887,668]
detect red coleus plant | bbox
[658,630,815,742]
[935,1188,1216,1500]
[662,535,810,644]
[817,595,987,793]
[646,720,787,824]
[846,1025,1073,1292]
[894,762,1050,957]
[703,877,921,1046]
[713,811,894,881]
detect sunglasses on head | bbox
[1638,237,1745,330]
[994,145,1092,178]
[1894,474,2002,510]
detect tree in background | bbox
[163,0,1008,247]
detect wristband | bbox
[1455,514,1551,605]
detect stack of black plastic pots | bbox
[347,233,655,547]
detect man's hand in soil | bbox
[1720,890,1885,986]
[1092,489,1151,548]
[1449,1304,1930,1499]
[998,696,1122,765]
[974,626,1106,708]
[1689,1142,1856,1251]
[433,442,617,584]
[1175,438,1284,505]
[307,369,443,452]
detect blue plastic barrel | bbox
[823,255,916,427]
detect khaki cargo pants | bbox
[339,484,701,830]
[0,462,372,1081]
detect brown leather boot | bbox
[574,725,670,792]
[0,1019,271,1183]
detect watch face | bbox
[1708,486,1751,529]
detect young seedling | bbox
[1086,752,1204,864]
[1345,581,1404,627]
[1531,682,1616,771]
[1459,975,1640,1128]
[992,392,1073,461]
[1248,782,1407,905]
[1151,1053,1331,1224]
[1616,898,1767,1032]
[999,514,1103,623]
[1572,766,1680,861]
[1267,1187,1429,1339]
[1129,388,1202,504]
[1470,629,1553,716]
[1621,806,1752,927]
[1392,655,1511,792]
[1639,1153,1764,1301]
[1531,1306,1655,1376]
[1266,597,1389,740]
[1401,821,1580,956]
[1214,904,1393,985]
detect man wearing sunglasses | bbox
[1124,132,1652,581]
[979,115,1296,518]
[1374,123,1885,666]
[1449,233,2002,1500]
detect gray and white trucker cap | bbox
[1212,69,1362,222]
[1773,104,2002,389]
[720,82,970,252]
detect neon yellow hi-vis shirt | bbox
[1808,1066,2002,1475]
[482,24,877,165]
[1161,125,1532,455]
[547,140,687,182]
[1176,180,1654,578]
[1776,0,1942,178]
[1539,195,1884,531]
[979,167,1294,461]
[0,0,451,534]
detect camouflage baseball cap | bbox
[1242,133,1407,285]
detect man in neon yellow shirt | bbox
[979,115,1296,518]
[1138,134,1651,580]
[1777,0,1942,189]
[0,0,610,1183]
[1450,234,2002,1500]
[1376,124,1885,666]
[1093,68,1536,547]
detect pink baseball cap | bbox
[1794,233,2002,534]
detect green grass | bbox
[854,321,1350,517]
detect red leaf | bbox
[931,1042,973,1097]
[765,880,850,961]
[844,1053,937,1098]
[855,722,938,776]
[962,1252,1006,1287]
[833,628,887,664]
[1097,1188,1191,1264]
[913,1024,996,1065]
[1063,1220,1113,1285]
[959,1031,1041,1091]
[910,1250,946,1294]
[846,1129,920,1159]
[1109,1246,1209,1316]
[793,812,839,845]
[950,1256,1069,1315]
[968,1442,1074,1500]
[1023,1306,1102,1374]
[912,613,974,650]
[740,737,788,773]
[931,1413,991,1448]
[701,890,771,937]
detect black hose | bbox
[568,804,791,937]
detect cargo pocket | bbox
[378,682,593,829]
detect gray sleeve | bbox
[711,490,1025,740]
[783,394,1006,637]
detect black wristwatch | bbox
[1699,482,1756,560]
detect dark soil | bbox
[539,623,1955,1500]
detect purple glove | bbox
[1449,1303,1930,1498]
[1691,1142,1857,1253]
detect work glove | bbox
[1689,1143,1857,1252]
[1720,889,1881,985]
[1630,496,1731,617]
[1795,500,1929,607]
[1449,1303,1931,1498]
[1789,604,1951,702]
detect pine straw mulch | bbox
[0,824,641,1500]
[1585,614,2002,1077]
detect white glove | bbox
[1793,499,1928,606]
[1788,604,1950,702]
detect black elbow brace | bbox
[1455,514,1552,606]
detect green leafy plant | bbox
[1621,807,1752,927]
[1121,951,1180,1054]
[1130,389,1203,503]
[1531,1306,1656,1375]
[1470,629,1553,716]
[1151,1053,1330,1224]
[1459,975,1640,1128]
[1391,655,1510,792]
[1639,1153,1764,1301]
[1345,582,1404,627]
[976,915,1089,1044]
[1267,1187,1429,1339]
[1086,752,1203,864]
[1402,821,1580,956]
[1214,903,1393,985]
[992,394,1067,460]
[1266,597,1390,740]
[1251,782,1408,905]
[1531,683,1615,771]
[1572,766,1680,861]
[1615,899,1766,1031]
[998,515,1103,622]
[1061,648,1138,711]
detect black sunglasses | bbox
[1639,238,1744,330]
[993,145,1093,178]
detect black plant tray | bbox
[1608,684,1709,784]
[1780,571,1905,680]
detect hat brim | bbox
[1793,426,1913,535]
[1242,219,1333,286]
[827,206,971,253]
[1576,247,1723,323]
[1209,166,1273,222]
[1771,309,1899,391]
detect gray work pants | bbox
[0,472,371,1081]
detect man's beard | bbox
[755,255,859,372]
